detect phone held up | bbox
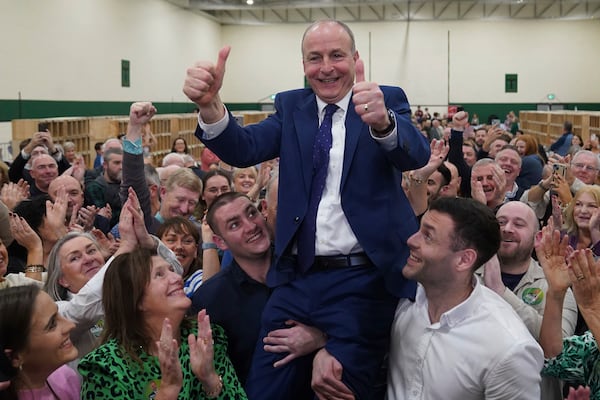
[553,163,567,178]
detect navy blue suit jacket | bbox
[195,86,430,298]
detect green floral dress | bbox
[542,330,600,399]
[78,323,247,399]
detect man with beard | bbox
[84,147,123,228]
[477,201,578,399]
[387,197,543,400]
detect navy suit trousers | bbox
[245,265,398,400]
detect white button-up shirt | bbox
[387,278,544,400]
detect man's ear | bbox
[455,248,477,273]
[213,234,228,251]
[260,199,268,220]
[149,184,158,197]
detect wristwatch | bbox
[373,109,396,137]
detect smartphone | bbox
[38,122,49,132]
[491,119,501,126]
[553,163,567,178]
[592,133,598,141]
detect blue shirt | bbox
[550,132,573,157]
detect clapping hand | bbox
[567,249,600,316]
[535,222,571,294]
[156,318,183,398]
[188,310,219,387]
[0,180,30,211]
[8,212,42,254]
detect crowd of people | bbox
[0,18,599,400]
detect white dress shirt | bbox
[199,91,399,256]
[387,278,543,400]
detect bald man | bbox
[48,174,84,220]
[477,201,578,399]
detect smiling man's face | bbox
[302,21,358,104]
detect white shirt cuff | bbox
[197,106,230,140]
[370,127,398,152]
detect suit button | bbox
[294,216,300,223]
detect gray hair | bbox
[44,232,100,301]
[472,158,497,170]
[103,147,123,163]
[144,163,160,187]
[63,141,75,151]
[573,150,600,170]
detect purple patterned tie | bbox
[297,103,338,272]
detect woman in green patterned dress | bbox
[78,243,246,399]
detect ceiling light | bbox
[246,0,254,4]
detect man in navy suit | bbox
[184,19,429,399]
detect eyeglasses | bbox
[571,163,599,172]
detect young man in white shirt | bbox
[387,197,544,400]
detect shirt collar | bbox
[416,277,481,329]
[315,90,352,117]
[504,182,519,200]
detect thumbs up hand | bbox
[183,46,231,123]
[352,58,391,132]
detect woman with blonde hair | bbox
[563,185,600,252]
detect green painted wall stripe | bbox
[0,100,264,122]
[1,99,598,124]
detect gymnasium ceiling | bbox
[166,0,600,23]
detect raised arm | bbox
[405,139,449,216]
[123,102,157,231]
[447,112,472,197]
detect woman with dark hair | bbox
[0,285,80,400]
[78,246,246,399]
[171,137,189,155]
[10,190,70,272]
[200,170,232,216]
[157,217,203,297]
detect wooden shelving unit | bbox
[520,110,600,146]
[11,111,271,168]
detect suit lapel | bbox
[341,98,363,190]
[294,95,319,195]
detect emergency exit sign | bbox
[505,74,517,93]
